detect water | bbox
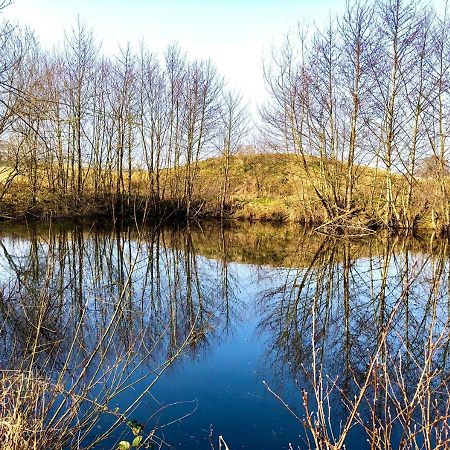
[0,220,449,449]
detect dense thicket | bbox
[262,0,450,231]
[0,6,248,219]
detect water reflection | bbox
[0,223,236,364]
[257,234,450,449]
[0,221,449,449]
[259,236,449,377]
[0,221,241,448]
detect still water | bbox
[0,220,449,449]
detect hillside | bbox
[0,152,442,229]
[192,153,385,223]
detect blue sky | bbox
[3,0,346,108]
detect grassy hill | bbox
[0,152,442,229]
[192,153,386,223]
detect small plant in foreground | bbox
[117,420,146,450]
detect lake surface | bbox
[0,220,449,449]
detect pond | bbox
[0,220,449,449]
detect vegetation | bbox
[0,0,449,233]
[2,0,450,447]
[262,0,450,233]
[258,232,450,450]
[0,219,222,449]
[0,0,248,222]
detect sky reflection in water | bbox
[0,221,448,449]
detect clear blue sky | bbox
[3,0,347,109]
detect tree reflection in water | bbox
[0,221,449,449]
[0,221,239,448]
[258,233,450,449]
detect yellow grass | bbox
[0,371,56,450]
[0,152,448,228]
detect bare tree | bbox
[217,90,248,218]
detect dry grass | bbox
[0,371,58,450]
[1,152,450,229]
